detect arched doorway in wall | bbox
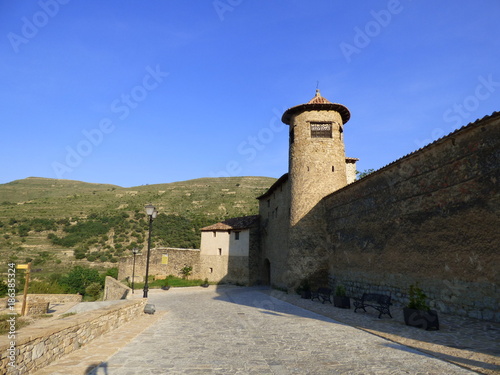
[263,259,271,285]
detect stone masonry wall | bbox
[103,276,132,300]
[0,298,146,374]
[323,113,500,321]
[259,176,290,287]
[25,294,82,304]
[26,302,49,316]
[118,247,201,281]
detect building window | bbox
[218,248,222,256]
[234,231,240,240]
[213,231,217,237]
[310,122,332,138]
[267,199,270,208]
[209,267,213,273]
[332,165,335,172]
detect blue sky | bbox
[1,0,499,187]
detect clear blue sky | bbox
[1,1,499,187]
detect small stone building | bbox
[199,215,260,285]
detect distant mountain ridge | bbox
[0,176,276,219]
[0,176,276,269]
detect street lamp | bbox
[143,204,158,298]
[131,247,140,294]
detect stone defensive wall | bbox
[323,112,500,321]
[118,247,201,282]
[0,298,146,374]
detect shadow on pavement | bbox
[213,284,500,374]
[85,362,109,375]
[383,342,499,374]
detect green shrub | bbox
[407,283,430,311]
[59,266,102,295]
[105,268,118,279]
[28,280,66,294]
[85,282,102,300]
[335,285,346,297]
[18,224,30,237]
[0,314,29,335]
[0,280,8,297]
[180,265,192,279]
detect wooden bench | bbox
[310,287,332,304]
[353,293,392,318]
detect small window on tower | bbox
[310,122,332,138]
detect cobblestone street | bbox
[35,285,491,375]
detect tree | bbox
[59,266,102,295]
[85,282,103,301]
[356,168,375,179]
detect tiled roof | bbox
[282,90,351,125]
[307,89,333,104]
[200,215,259,231]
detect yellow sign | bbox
[161,254,169,265]
[16,264,29,270]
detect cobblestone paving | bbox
[83,286,477,374]
[265,289,500,375]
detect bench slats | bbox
[353,292,392,318]
[311,287,332,304]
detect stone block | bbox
[481,309,494,321]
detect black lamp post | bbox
[143,204,158,298]
[131,247,140,294]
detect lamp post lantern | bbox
[143,204,158,298]
[131,247,140,294]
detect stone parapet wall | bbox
[26,294,82,304]
[0,298,146,374]
[103,276,131,301]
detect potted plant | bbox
[201,278,209,288]
[297,279,311,299]
[403,283,439,330]
[161,278,170,291]
[333,285,350,309]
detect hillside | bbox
[0,176,275,275]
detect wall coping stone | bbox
[1,299,146,347]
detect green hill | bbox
[0,176,275,274]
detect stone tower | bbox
[282,89,351,226]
